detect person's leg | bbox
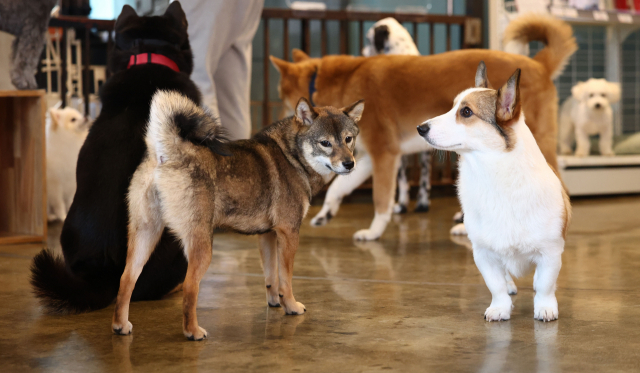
[181,0,230,119]
[212,0,264,140]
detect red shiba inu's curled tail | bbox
[146,90,229,164]
[503,14,577,80]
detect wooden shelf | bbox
[0,90,47,245]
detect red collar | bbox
[127,53,180,72]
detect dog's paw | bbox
[311,211,332,226]
[453,211,464,223]
[534,306,558,322]
[112,321,133,335]
[484,306,511,322]
[574,149,589,157]
[506,280,518,296]
[414,204,430,213]
[353,229,381,241]
[284,301,306,315]
[393,203,408,214]
[184,326,208,341]
[450,223,467,236]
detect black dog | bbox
[31,2,198,313]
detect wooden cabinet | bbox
[0,90,47,244]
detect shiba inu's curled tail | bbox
[503,14,577,80]
[147,90,229,164]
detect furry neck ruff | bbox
[127,53,180,72]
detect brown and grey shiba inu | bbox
[111,91,363,340]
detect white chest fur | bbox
[457,120,566,261]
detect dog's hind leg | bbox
[112,200,164,335]
[353,151,400,241]
[310,154,373,226]
[505,273,517,295]
[180,229,213,340]
[414,151,432,212]
[533,251,562,322]
[393,156,409,214]
[259,231,280,307]
[599,122,615,156]
[275,227,305,315]
[113,167,164,335]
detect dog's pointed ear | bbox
[270,56,290,74]
[475,61,490,88]
[292,49,310,62]
[115,5,138,32]
[49,108,60,131]
[295,97,317,126]
[496,69,521,124]
[608,82,621,103]
[164,1,188,29]
[341,100,365,123]
[571,81,585,100]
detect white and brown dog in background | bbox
[362,17,432,214]
[46,106,89,221]
[559,78,621,156]
[418,62,571,321]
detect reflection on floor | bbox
[1,196,640,372]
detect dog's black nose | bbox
[417,123,430,137]
[342,161,355,170]
[595,103,602,109]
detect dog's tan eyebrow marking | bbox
[458,90,513,149]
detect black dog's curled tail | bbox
[30,249,118,314]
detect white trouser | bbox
[181,0,264,140]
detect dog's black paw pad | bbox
[112,327,130,335]
[414,204,430,213]
[289,311,299,315]
[326,212,333,221]
[508,291,517,295]
[396,205,408,214]
[312,218,325,226]
[268,302,281,307]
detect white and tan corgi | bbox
[417,62,571,322]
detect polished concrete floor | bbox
[1,196,640,372]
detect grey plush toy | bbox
[0,0,58,89]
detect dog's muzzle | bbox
[417,123,430,137]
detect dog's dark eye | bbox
[460,107,473,118]
[590,93,594,98]
[345,136,352,143]
[71,118,76,122]
[320,140,331,147]
[601,93,606,97]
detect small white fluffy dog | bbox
[559,78,620,157]
[46,106,89,221]
[417,62,571,321]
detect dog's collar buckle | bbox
[127,53,180,73]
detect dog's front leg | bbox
[533,251,562,322]
[574,126,591,157]
[473,247,512,321]
[275,228,305,315]
[259,231,281,307]
[354,152,399,241]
